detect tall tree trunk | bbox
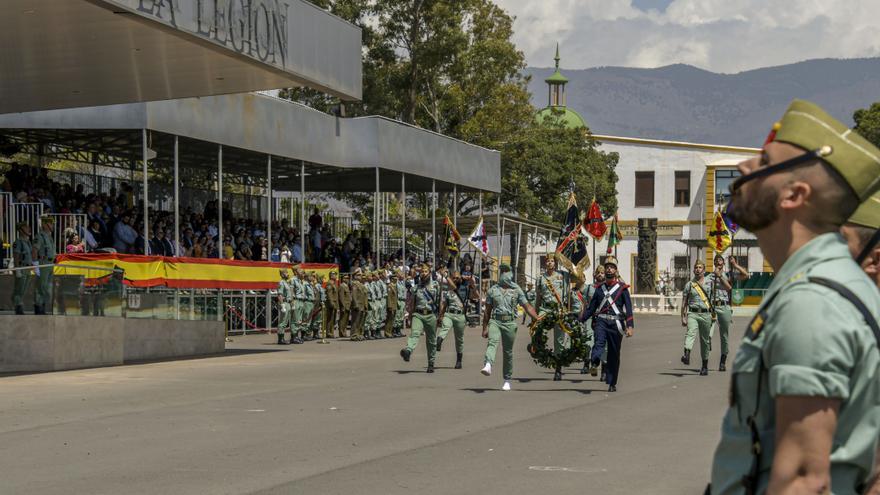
[405,1,424,124]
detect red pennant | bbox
[585,199,607,240]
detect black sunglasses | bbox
[729,147,830,193]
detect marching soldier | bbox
[399,264,441,373]
[437,273,467,369]
[34,216,56,315]
[324,271,339,338]
[480,264,540,391]
[709,100,880,494]
[680,261,713,376]
[276,269,293,345]
[581,267,603,375]
[707,255,749,372]
[338,273,352,338]
[536,257,567,381]
[384,272,398,338]
[350,270,368,342]
[580,256,633,392]
[394,270,407,337]
[11,222,35,315]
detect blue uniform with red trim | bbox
[580,279,634,387]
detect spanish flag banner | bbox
[54,253,338,290]
[707,209,733,253]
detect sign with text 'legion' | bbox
[110,0,290,69]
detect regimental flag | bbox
[708,209,733,253]
[468,216,489,256]
[585,198,607,240]
[443,215,461,255]
[606,212,623,254]
[722,203,739,237]
[555,192,588,264]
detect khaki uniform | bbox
[325,279,339,338]
[34,228,56,312]
[683,278,713,361]
[404,280,440,364]
[350,279,368,340]
[12,235,34,310]
[484,282,529,380]
[338,281,351,337]
[437,288,466,354]
[707,271,733,359]
[394,280,407,333]
[384,281,398,337]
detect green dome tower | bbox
[535,44,587,129]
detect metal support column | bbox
[173,136,179,256]
[218,145,223,257]
[453,185,458,272]
[431,180,436,268]
[141,129,149,254]
[496,195,502,279]
[266,155,272,258]
[401,174,406,265]
[375,167,380,267]
[300,161,305,258]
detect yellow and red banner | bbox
[707,210,733,253]
[54,253,338,290]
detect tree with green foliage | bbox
[854,102,880,149]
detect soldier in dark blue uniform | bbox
[579,257,634,392]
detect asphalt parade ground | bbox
[0,314,739,494]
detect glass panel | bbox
[714,169,741,206]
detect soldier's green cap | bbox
[499,263,511,272]
[848,192,880,229]
[772,99,880,200]
[40,215,54,224]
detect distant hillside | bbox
[526,58,880,147]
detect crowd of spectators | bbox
[3,162,445,272]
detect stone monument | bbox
[636,218,657,294]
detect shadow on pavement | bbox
[460,387,595,395]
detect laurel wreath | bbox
[526,312,588,369]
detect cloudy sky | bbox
[495,0,880,73]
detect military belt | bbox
[493,314,515,322]
[415,309,434,316]
[688,307,711,313]
[597,314,623,321]
[446,309,463,315]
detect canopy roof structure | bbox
[0,0,362,113]
[390,214,558,237]
[0,92,500,193]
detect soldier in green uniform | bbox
[34,216,56,314]
[350,270,368,341]
[276,269,293,345]
[393,270,407,337]
[11,222,35,315]
[680,261,713,376]
[480,264,540,391]
[522,282,536,324]
[437,273,467,369]
[399,264,440,373]
[300,272,315,341]
[364,272,376,340]
[709,99,880,495]
[384,272,398,338]
[536,257,567,381]
[289,268,305,344]
[324,271,339,338]
[338,273,351,338]
[841,191,880,289]
[707,254,749,372]
[581,266,603,375]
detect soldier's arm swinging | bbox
[621,288,634,336]
[481,301,493,338]
[680,287,690,327]
[579,288,601,322]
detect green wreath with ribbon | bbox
[526,312,588,369]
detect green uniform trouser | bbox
[438,312,466,354]
[293,300,306,334]
[539,308,567,359]
[13,273,32,307]
[365,300,375,331]
[685,312,713,360]
[375,301,385,331]
[311,304,323,334]
[484,318,517,379]
[301,301,314,334]
[279,302,292,334]
[338,309,350,336]
[710,305,732,356]
[406,312,437,363]
[35,265,53,309]
[394,303,406,332]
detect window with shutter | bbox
[635,171,654,207]
[674,171,690,206]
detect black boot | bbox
[699,360,709,376]
[436,336,444,352]
[553,366,562,381]
[277,333,286,345]
[400,348,411,362]
[34,305,43,315]
[719,354,728,372]
[600,364,607,382]
[681,349,691,366]
[292,332,304,344]
[14,305,24,315]
[426,362,435,373]
[312,330,320,340]
[455,353,462,369]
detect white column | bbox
[375,167,380,267]
[142,129,149,254]
[266,155,272,259]
[218,145,223,258]
[173,136,180,256]
[300,161,305,255]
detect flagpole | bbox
[453,184,458,272]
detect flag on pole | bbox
[722,203,739,237]
[606,212,622,254]
[708,209,733,253]
[585,198,607,240]
[555,191,588,264]
[468,216,489,256]
[443,215,461,256]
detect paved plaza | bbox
[0,314,738,494]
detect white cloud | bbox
[495,0,880,72]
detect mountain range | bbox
[525,58,880,147]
